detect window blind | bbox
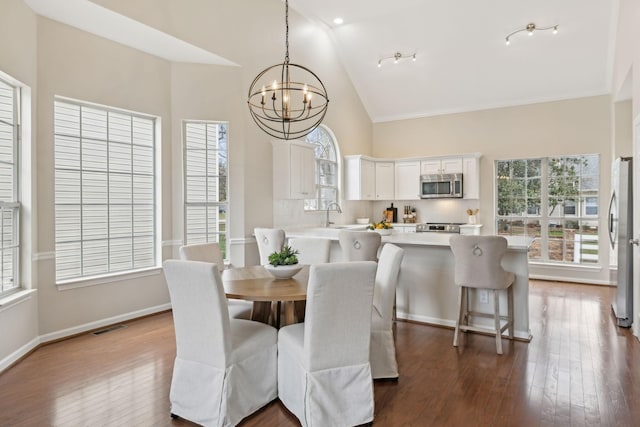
[183,121,228,256]
[0,78,19,295]
[54,99,157,282]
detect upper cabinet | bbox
[462,156,480,199]
[272,141,315,199]
[375,162,395,200]
[395,160,421,200]
[345,156,394,200]
[420,157,463,175]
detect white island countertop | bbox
[285,227,534,251]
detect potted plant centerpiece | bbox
[264,245,303,279]
[367,220,393,236]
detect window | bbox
[496,155,599,264]
[54,99,158,282]
[0,77,20,295]
[183,121,228,258]
[304,125,340,210]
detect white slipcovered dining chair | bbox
[449,235,515,355]
[338,229,381,261]
[254,228,285,265]
[179,242,252,320]
[278,261,378,427]
[287,237,332,264]
[163,260,278,426]
[370,243,405,379]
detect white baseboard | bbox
[1,303,172,374]
[39,303,172,343]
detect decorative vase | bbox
[468,215,477,224]
[264,263,303,279]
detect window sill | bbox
[0,289,37,311]
[56,267,163,291]
[528,261,602,271]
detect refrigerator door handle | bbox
[608,192,616,248]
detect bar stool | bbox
[449,235,515,355]
[338,230,381,261]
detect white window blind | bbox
[0,78,20,295]
[183,121,228,257]
[54,99,157,282]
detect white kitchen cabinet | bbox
[420,157,463,175]
[395,160,421,200]
[375,161,395,200]
[344,155,375,200]
[272,140,315,199]
[462,156,480,199]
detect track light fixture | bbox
[378,52,416,68]
[505,22,558,45]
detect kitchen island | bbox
[285,228,533,340]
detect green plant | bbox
[268,245,299,266]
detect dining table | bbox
[221,264,309,327]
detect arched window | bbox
[304,125,340,211]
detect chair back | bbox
[287,237,331,264]
[373,244,404,323]
[303,261,377,371]
[163,260,231,368]
[449,235,511,289]
[338,230,381,261]
[179,242,224,272]
[254,228,285,265]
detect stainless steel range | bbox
[416,222,465,233]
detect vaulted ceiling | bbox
[290,0,617,122]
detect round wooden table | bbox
[221,265,308,327]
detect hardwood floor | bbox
[1,280,639,426]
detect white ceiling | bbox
[290,0,618,122]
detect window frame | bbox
[303,124,341,211]
[182,120,229,259]
[495,154,600,265]
[0,76,21,296]
[53,97,160,284]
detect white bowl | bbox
[356,217,370,224]
[370,228,392,236]
[264,264,303,279]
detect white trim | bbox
[56,267,162,291]
[0,303,171,373]
[0,337,39,373]
[32,252,55,261]
[530,273,612,286]
[230,237,256,245]
[0,289,37,312]
[38,303,171,344]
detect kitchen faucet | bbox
[325,202,342,227]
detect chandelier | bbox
[247,0,329,140]
[505,22,558,45]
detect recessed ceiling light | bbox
[333,17,344,25]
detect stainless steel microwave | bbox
[420,173,463,199]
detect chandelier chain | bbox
[284,0,289,64]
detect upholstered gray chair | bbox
[163,260,278,426]
[338,230,381,261]
[449,235,515,354]
[254,228,286,265]
[370,243,405,379]
[287,237,332,264]
[278,261,377,427]
[179,242,252,320]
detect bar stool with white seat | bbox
[338,229,381,261]
[449,235,515,355]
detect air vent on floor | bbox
[92,324,128,336]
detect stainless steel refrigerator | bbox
[609,157,633,327]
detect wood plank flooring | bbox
[1,280,639,426]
